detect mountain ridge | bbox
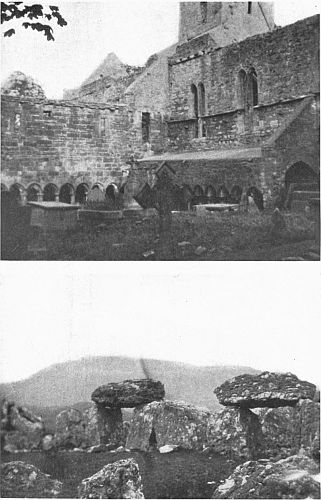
[0,356,259,412]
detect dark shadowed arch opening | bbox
[9,184,24,205]
[149,427,158,451]
[106,184,118,203]
[247,186,264,210]
[27,184,41,202]
[285,162,319,189]
[75,183,89,205]
[59,184,74,204]
[205,185,216,203]
[218,186,229,203]
[192,185,205,205]
[238,69,247,109]
[231,185,243,203]
[248,68,258,107]
[43,183,58,202]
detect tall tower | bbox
[178,2,274,44]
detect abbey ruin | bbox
[1,2,320,212]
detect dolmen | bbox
[54,379,165,450]
[213,371,320,461]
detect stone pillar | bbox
[97,406,123,446]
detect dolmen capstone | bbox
[213,372,320,461]
[1,461,62,498]
[1,400,45,452]
[212,454,320,499]
[78,458,144,499]
[215,371,316,408]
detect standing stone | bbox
[55,408,87,449]
[298,399,320,457]
[91,379,165,408]
[254,406,301,460]
[214,372,316,408]
[212,454,320,499]
[207,407,264,460]
[1,400,44,451]
[77,458,144,499]
[1,461,62,498]
[126,400,212,452]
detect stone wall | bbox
[167,15,320,160]
[0,96,143,198]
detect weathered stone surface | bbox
[42,434,55,451]
[126,400,212,451]
[214,372,316,408]
[212,455,320,499]
[255,406,301,460]
[1,461,62,498]
[1,400,44,451]
[55,408,88,449]
[91,379,165,408]
[207,407,263,461]
[298,399,320,458]
[1,71,46,98]
[77,458,144,499]
[83,404,124,447]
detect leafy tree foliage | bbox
[1,2,67,41]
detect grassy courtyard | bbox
[1,208,319,261]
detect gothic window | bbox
[248,2,252,14]
[198,83,206,116]
[14,114,21,129]
[142,112,151,143]
[200,2,208,23]
[248,68,258,107]
[191,84,199,138]
[238,69,247,109]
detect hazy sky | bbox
[0,264,320,384]
[1,0,320,98]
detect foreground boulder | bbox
[126,400,211,451]
[91,379,165,408]
[78,458,144,498]
[1,461,62,498]
[212,454,320,499]
[214,372,316,408]
[1,400,44,451]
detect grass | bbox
[1,449,238,498]
[1,207,318,261]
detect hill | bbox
[0,356,259,412]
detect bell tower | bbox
[178,2,274,44]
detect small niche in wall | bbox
[43,109,52,118]
[248,2,252,14]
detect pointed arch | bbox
[248,67,258,107]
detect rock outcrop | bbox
[1,461,62,498]
[212,455,320,499]
[214,372,316,408]
[91,379,165,408]
[126,400,212,451]
[1,400,44,451]
[78,458,144,499]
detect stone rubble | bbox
[1,400,45,452]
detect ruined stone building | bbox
[1,2,320,210]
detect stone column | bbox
[97,406,123,446]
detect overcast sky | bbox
[1,0,320,98]
[0,264,320,385]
